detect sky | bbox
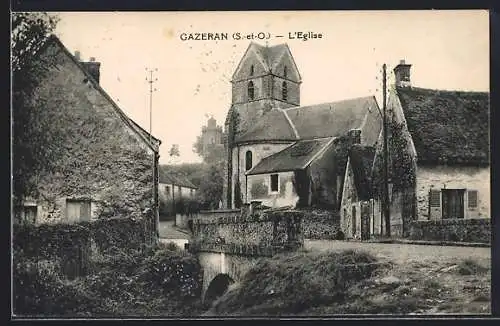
[53,10,489,164]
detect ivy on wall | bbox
[372,120,416,198]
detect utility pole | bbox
[382,64,391,237]
[146,68,158,244]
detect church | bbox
[222,42,383,212]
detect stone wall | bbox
[300,209,343,240]
[408,218,491,243]
[14,39,158,226]
[192,209,303,251]
[416,166,490,220]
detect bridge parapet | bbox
[191,209,303,254]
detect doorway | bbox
[442,189,465,219]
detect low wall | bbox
[300,210,343,240]
[191,209,303,253]
[408,218,491,243]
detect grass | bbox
[206,250,491,316]
[457,258,489,276]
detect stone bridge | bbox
[188,206,303,304]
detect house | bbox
[370,60,490,237]
[12,35,161,240]
[159,172,198,201]
[339,145,376,239]
[222,42,382,211]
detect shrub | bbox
[457,259,488,276]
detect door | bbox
[442,189,465,219]
[360,202,371,240]
[351,206,357,238]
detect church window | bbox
[245,150,253,171]
[282,81,288,101]
[284,66,288,79]
[248,81,255,100]
[250,65,254,76]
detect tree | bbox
[168,144,181,164]
[196,164,224,210]
[12,12,60,202]
[192,135,225,165]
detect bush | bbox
[211,249,380,315]
[14,244,203,317]
[160,197,200,217]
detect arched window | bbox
[248,81,255,100]
[250,65,254,76]
[284,66,288,79]
[282,81,288,101]
[245,150,253,171]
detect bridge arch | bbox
[204,273,234,304]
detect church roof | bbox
[246,137,335,175]
[285,96,378,140]
[235,96,381,145]
[236,108,299,143]
[348,145,376,201]
[396,86,489,165]
[232,42,301,81]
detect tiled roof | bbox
[247,137,335,175]
[348,145,376,201]
[396,87,489,165]
[285,96,378,139]
[236,108,299,143]
[159,171,197,189]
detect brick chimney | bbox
[81,57,101,84]
[393,59,412,88]
[348,129,362,144]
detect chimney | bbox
[74,51,81,61]
[348,129,361,144]
[393,59,412,88]
[81,59,101,84]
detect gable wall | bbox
[231,142,293,208]
[17,41,157,225]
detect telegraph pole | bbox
[382,64,391,237]
[146,68,158,244]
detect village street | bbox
[304,240,491,265]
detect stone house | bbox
[339,145,376,239]
[223,42,382,212]
[13,35,161,234]
[159,172,198,201]
[371,60,490,237]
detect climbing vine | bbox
[372,121,416,198]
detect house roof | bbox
[236,108,299,143]
[285,96,379,139]
[247,137,335,175]
[232,42,301,81]
[348,145,376,201]
[39,35,161,151]
[396,86,489,165]
[159,171,197,189]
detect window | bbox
[66,199,91,223]
[16,204,37,224]
[248,81,254,100]
[270,174,279,192]
[250,65,254,76]
[245,150,253,171]
[165,185,171,196]
[468,190,478,208]
[429,190,440,207]
[282,81,288,101]
[284,66,288,79]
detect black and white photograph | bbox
[11,10,491,318]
